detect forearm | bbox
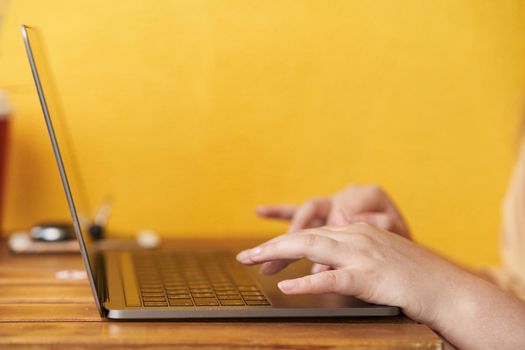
[431,272,525,350]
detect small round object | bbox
[136,229,160,249]
[29,223,75,242]
[8,231,32,252]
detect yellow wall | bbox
[1,1,525,267]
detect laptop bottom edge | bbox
[106,306,400,319]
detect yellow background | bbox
[1,1,525,267]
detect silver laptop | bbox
[21,24,399,319]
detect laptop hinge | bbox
[94,252,108,316]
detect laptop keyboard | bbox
[132,252,271,307]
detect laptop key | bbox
[140,283,163,288]
[238,286,258,291]
[141,293,165,297]
[194,298,219,306]
[166,294,191,299]
[132,251,270,308]
[164,281,185,285]
[241,291,263,296]
[220,299,245,306]
[144,301,168,307]
[243,295,265,301]
[165,288,189,294]
[213,284,234,288]
[141,288,164,293]
[216,291,238,296]
[142,297,167,302]
[192,293,215,298]
[168,298,194,306]
[190,288,213,293]
[166,290,189,294]
[245,300,270,306]
[217,295,242,300]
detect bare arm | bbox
[237,224,525,349]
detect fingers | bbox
[288,198,330,232]
[260,233,325,274]
[255,205,297,220]
[237,233,345,268]
[327,185,410,237]
[256,198,329,274]
[311,263,331,274]
[240,224,379,274]
[255,199,329,229]
[327,185,387,223]
[261,198,330,274]
[350,213,395,230]
[260,260,295,275]
[349,213,408,238]
[277,270,358,295]
[327,208,349,226]
[253,227,350,248]
[256,225,373,252]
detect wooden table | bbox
[0,239,443,349]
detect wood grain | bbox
[0,304,101,322]
[0,284,94,304]
[0,322,442,349]
[0,239,443,349]
[0,244,86,284]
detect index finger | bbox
[236,233,346,269]
[255,205,297,220]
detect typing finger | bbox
[288,198,330,232]
[237,233,345,269]
[255,205,297,220]
[277,270,358,295]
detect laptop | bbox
[21,24,399,319]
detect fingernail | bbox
[249,247,262,257]
[236,251,249,261]
[278,280,297,292]
[311,264,322,274]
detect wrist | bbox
[405,262,480,331]
[428,267,486,331]
[424,270,525,350]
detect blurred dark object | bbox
[29,222,75,242]
[88,224,104,240]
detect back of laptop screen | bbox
[23,26,99,286]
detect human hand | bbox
[237,224,467,326]
[237,223,525,350]
[256,185,410,274]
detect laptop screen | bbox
[21,25,103,314]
